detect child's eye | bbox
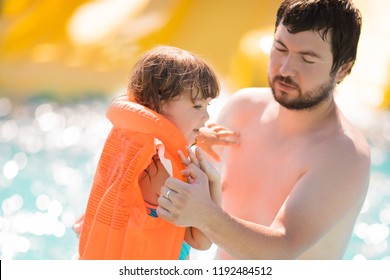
[193,105,202,109]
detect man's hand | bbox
[157,163,215,228]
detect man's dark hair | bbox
[276,0,362,76]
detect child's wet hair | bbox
[128,46,220,113]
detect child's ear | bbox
[336,61,354,84]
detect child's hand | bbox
[73,214,84,236]
[195,123,239,162]
[178,146,220,185]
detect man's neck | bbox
[275,95,338,137]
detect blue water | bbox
[0,96,389,260]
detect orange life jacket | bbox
[78,95,188,259]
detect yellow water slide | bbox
[382,82,390,109]
[0,0,328,101]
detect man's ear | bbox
[336,61,354,84]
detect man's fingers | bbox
[158,187,180,221]
[156,201,173,221]
[160,186,177,202]
[164,177,183,193]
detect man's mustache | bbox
[274,76,299,88]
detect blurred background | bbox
[0,0,390,260]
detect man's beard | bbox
[269,75,336,111]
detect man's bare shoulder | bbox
[311,119,371,196]
[217,87,273,126]
[334,113,370,163]
[339,123,370,172]
[226,87,273,107]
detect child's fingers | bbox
[195,146,205,162]
[178,149,191,166]
[195,147,211,173]
[200,146,221,162]
[186,146,199,167]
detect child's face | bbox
[161,91,211,145]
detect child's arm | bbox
[73,213,84,236]
[184,226,212,250]
[139,156,214,251]
[179,146,222,250]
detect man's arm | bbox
[157,143,370,259]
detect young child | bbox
[76,46,221,260]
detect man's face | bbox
[268,24,337,110]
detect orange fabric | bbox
[78,96,189,259]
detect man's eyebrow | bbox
[274,39,287,48]
[275,39,322,59]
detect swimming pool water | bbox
[0,96,389,260]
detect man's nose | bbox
[279,54,297,77]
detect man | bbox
[157,0,371,259]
